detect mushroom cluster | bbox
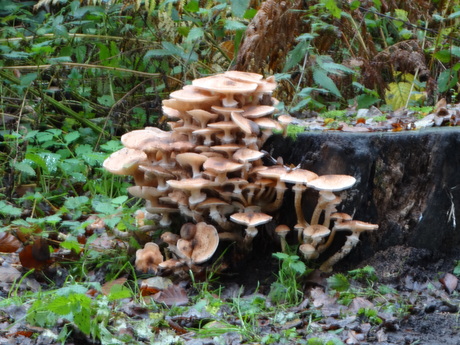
[103,71,378,273]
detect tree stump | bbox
[264,128,460,268]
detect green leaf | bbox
[111,195,128,205]
[290,260,306,275]
[20,73,38,87]
[0,201,22,217]
[97,95,115,107]
[223,20,247,31]
[186,27,204,42]
[13,161,36,176]
[61,238,82,253]
[184,0,199,12]
[320,0,341,18]
[108,284,132,301]
[356,94,380,109]
[231,0,250,17]
[313,68,342,98]
[327,273,350,291]
[283,40,309,72]
[437,69,457,93]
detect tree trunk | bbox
[264,128,460,267]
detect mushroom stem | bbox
[319,233,360,272]
[243,226,258,251]
[293,184,308,227]
[263,186,286,212]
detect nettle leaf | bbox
[97,95,115,107]
[290,260,306,275]
[107,283,132,301]
[283,40,309,72]
[20,73,38,87]
[327,273,350,291]
[64,131,80,144]
[186,27,204,42]
[100,140,123,153]
[61,238,82,253]
[231,0,249,17]
[0,201,22,217]
[25,152,48,171]
[224,20,247,31]
[14,161,36,176]
[313,68,342,98]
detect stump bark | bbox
[264,128,460,266]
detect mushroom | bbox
[319,220,378,272]
[299,243,318,260]
[230,212,272,251]
[187,109,219,128]
[308,174,356,226]
[166,178,216,206]
[233,148,265,180]
[190,222,219,264]
[135,242,164,274]
[275,224,290,252]
[211,105,245,122]
[281,168,319,228]
[207,121,239,144]
[102,147,148,176]
[203,157,244,184]
[175,152,208,178]
[317,212,353,253]
[192,75,258,108]
[302,224,331,246]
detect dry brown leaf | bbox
[101,277,128,296]
[0,266,22,283]
[19,238,52,270]
[0,232,22,253]
[349,297,375,313]
[440,273,458,294]
[152,284,188,306]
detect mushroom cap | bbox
[139,165,175,179]
[175,152,208,169]
[334,220,379,233]
[121,128,172,149]
[197,197,229,209]
[180,222,197,240]
[224,71,264,83]
[256,165,289,180]
[281,169,319,184]
[230,212,273,227]
[103,147,147,175]
[203,156,244,174]
[210,144,245,156]
[170,86,220,103]
[127,186,163,200]
[254,117,283,130]
[242,105,276,118]
[190,222,220,264]
[299,243,318,260]
[231,111,260,135]
[211,105,244,117]
[135,242,164,273]
[233,148,265,163]
[177,239,193,258]
[207,121,239,131]
[277,114,294,125]
[307,174,357,192]
[166,177,215,190]
[330,212,353,222]
[186,109,219,127]
[192,75,258,94]
[161,232,180,245]
[304,224,331,239]
[275,224,290,237]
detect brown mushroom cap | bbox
[281,169,319,185]
[135,242,164,273]
[233,148,265,163]
[231,111,260,135]
[211,105,244,121]
[187,109,219,128]
[307,174,356,192]
[333,220,379,233]
[275,224,290,237]
[103,147,147,176]
[203,157,244,184]
[242,105,276,118]
[190,222,219,264]
[121,128,172,149]
[170,86,220,103]
[175,152,208,178]
[166,178,216,205]
[224,71,264,83]
[299,243,318,260]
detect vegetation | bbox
[2,0,460,343]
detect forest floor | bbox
[1,242,460,345]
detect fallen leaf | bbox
[19,238,53,270]
[0,266,22,283]
[0,232,22,253]
[101,277,128,296]
[440,273,458,293]
[152,284,188,306]
[349,297,374,313]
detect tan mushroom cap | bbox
[254,117,283,131]
[161,232,180,245]
[121,128,172,148]
[135,242,164,273]
[191,222,219,264]
[224,71,264,83]
[304,224,331,241]
[230,212,273,228]
[177,239,193,258]
[307,174,357,192]
[210,144,245,158]
[211,105,244,121]
[331,212,353,222]
[170,86,220,103]
[233,148,265,163]
[242,105,276,118]
[192,127,222,146]
[231,111,260,135]
[166,177,216,205]
[281,169,319,185]
[162,106,182,120]
[203,156,244,183]
[275,224,290,237]
[102,147,147,176]
[334,220,379,233]
[186,109,219,128]
[299,243,318,260]
[175,152,208,178]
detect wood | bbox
[264,128,460,264]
